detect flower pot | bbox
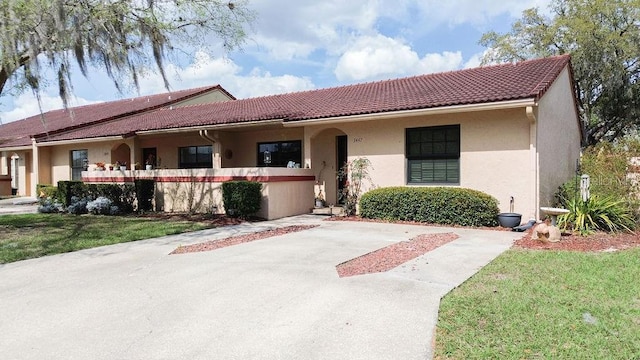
[497,213,522,228]
[315,199,324,208]
[145,165,153,170]
[120,166,127,171]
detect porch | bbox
[82,167,316,220]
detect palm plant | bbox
[558,195,636,236]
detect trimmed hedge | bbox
[57,181,85,207]
[57,181,136,213]
[222,181,262,219]
[359,187,499,227]
[36,184,59,201]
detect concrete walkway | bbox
[0,215,523,360]
[0,196,38,215]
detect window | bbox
[406,125,460,184]
[70,149,88,181]
[179,146,212,168]
[257,140,302,167]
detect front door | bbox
[336,135,347,203]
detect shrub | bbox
[36,184,59,202]
[359,187,499,227]
[558,195,636,235]
[38,198,63,213]
[86,183,135,214]
[221,181,262,219]
[67,196,89,215]
[86,196,113,215]
[57,181,86,207]
[134,179,155,212]
[337,157,374,216]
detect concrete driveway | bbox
[0,215,522,360]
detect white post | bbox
[580,174,590,202]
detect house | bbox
[0,55,582,221]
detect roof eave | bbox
[282,98,538,127]
[35,135,125,146]
[135,119,285,135]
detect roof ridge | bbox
[31,85,226,140]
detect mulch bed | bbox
[324,215,507,231]
[327,215,640,252]
[335,233,459,277]
[136,212,248,227]
[514,229,640,252]
[170,225,318,254]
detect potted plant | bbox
[315,189,325,208]
[95,162,105,171]
[145,154,155,170]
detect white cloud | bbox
[137,51,315,99]
[334,35,463,82]
[1,93,99,124]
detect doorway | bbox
[336,135,347,203]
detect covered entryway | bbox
[311,128,347,206]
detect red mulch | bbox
[327,216,640,252]
[335,233,459,277]
[170,225,318,254]
[514,229,640,252]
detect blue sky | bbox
[0,0,552,124]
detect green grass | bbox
[435,248,640,359]
[0,213,212,263]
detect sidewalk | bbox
[0,197,38,215]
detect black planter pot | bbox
[497,213,522,228]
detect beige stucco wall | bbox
[83,167,315,219]
[302,108,534,216]
[174,89,234,107]
[536,67,581,210]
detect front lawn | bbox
[435,248,640,359]
[0,213,213,263]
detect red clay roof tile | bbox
[0,85,230,147]
[5,55,572,144]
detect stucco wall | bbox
[83,167,315,219]
[302,108,533,216]
[537,67,581,210]
[173,90,233,107]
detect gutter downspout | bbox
[199,130,221,169]
[526,106,539,221]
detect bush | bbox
[86,196,113,215]
[38,198,63,213]
[85,183,135,214]
[359,187,499,227]
[67,196,89,215]
[57,181,86,207]
[36,184,59,202]
[221,181,262,219]
[558,195,636,235]
[134,179,155,212]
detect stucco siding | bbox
[537,67,581,209]
[303,108,533,216]
[173,89,233,107]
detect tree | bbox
[0,0,254,112]
[480,0,640,145]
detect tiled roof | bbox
[22,55,572,144]
[0,85,231,147]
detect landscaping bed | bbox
[514,229,640,252]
